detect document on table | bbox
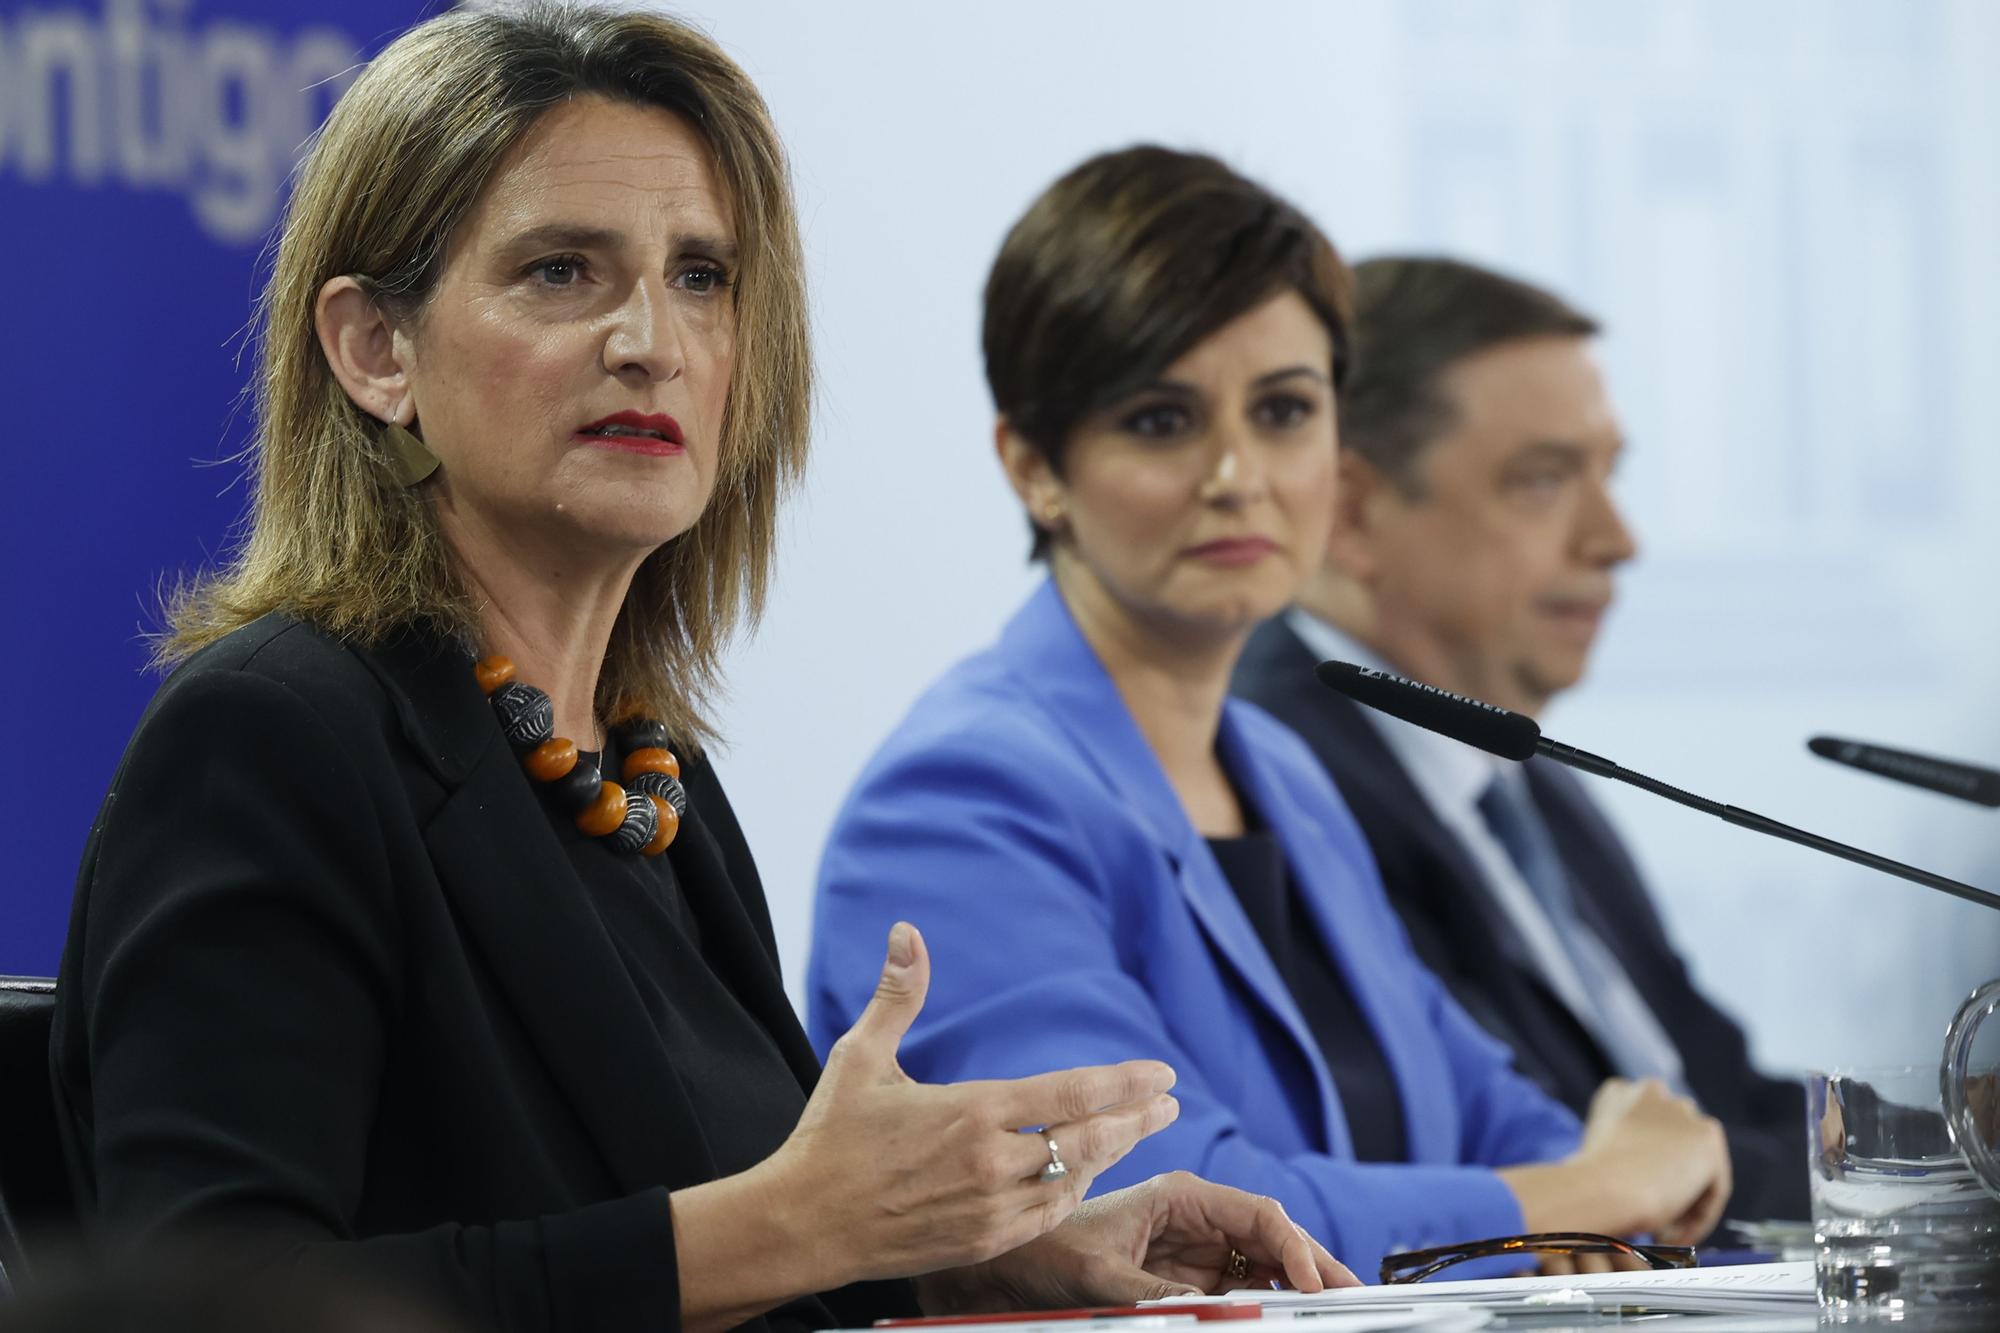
[849,1310,1490,1333]
[1144,1260,1815,1318]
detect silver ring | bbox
[1039,1134,1069,1181]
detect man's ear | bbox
[1326,450,1388,582]
[315,276,416,425]
[994,419,1065,527]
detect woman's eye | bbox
[676,263,732,295]
[1121,403,1192,439]
[528,255,587,287]
[1256,393,1316,428]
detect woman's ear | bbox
[1325,450,1384,582]
[994,419,1065,528]
[315,276,416,425]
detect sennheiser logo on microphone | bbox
[1356,667,1515,719]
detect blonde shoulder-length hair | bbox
[162,2,808,747]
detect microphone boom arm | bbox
[1538,739,2000,913]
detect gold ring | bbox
[1225,1248,1249,1281]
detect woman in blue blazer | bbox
[810,147,1733,1281]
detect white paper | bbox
[1143,1260,1816,1318]
[843,1309,1490,1333]
[1215,1311,1488,1332]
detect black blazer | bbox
[51,615,915,1332]
[1232,618,1808,1221]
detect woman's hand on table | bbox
[921,1171,1358,1313]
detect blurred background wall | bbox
[5,0,1995,1077]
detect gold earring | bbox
[1041,499,1064,525]
[383,421,440,487]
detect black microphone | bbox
[1808,736,2000,809]
[1313,659,2000,914]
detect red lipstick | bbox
[574,410,686,456]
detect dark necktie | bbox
[1477,771,1682,1084]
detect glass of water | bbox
[1810,1064,2000,1323]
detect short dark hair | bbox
[1343,256,1599,491]
[982,146,1353,558]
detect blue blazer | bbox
[809,582,1581,1276]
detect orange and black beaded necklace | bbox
[474,655,686,856]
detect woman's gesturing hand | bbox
[767,923,1183,1292]
[923,1172,1358,1313]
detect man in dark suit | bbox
[1233,256,1807,1221]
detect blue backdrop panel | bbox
[1,0,429,975]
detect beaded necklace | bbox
[474,655,686,855]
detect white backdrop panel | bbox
[657,0,2000,1075]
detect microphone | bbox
[1808,736,2000,809]
[1314,660,2000,914]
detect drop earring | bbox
[383,420,440,487]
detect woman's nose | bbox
[1197,430,1265,505]
[602,277,684,383]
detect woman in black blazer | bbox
[48,7,1348,1331]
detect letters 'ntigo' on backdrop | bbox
[0,0,424,969]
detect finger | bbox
[1589,1078,1636,1114]
[1661,1179,1726,1247]
[1675,1122,1733,1244]
[1228,1258,1296,1294]
[981,1059,1177,1130]
[1037,1094,1181,1184]
[1007,1127,1068,1185]
[1066,1256,1202,1305]
[995,1118,1114,1188]
[1675,1177,1730,1247]
[1272,1223,1353,1293]
[1156,1176,1347,1293]
[1540,1254,1577,1277]
[1007,1167,1091,1251]
[1608,1251,1651,1272]
[1255,1218,1333,1294]
[1707,1122,1734,1230]
[833,923,930,1067]
[1288,1222,1358,1291]
[1656,1216,1698,1248]
[1572,1252,1615,1275]
[1581,1079,1636,1145]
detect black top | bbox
[1205,826,1408,1164]
[558,754,838,1332]
[51,616,918,1333]
[560,750,804,1184]
[1231,615,1809,1220]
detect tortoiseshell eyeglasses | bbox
[1379,1231,1698,1284]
